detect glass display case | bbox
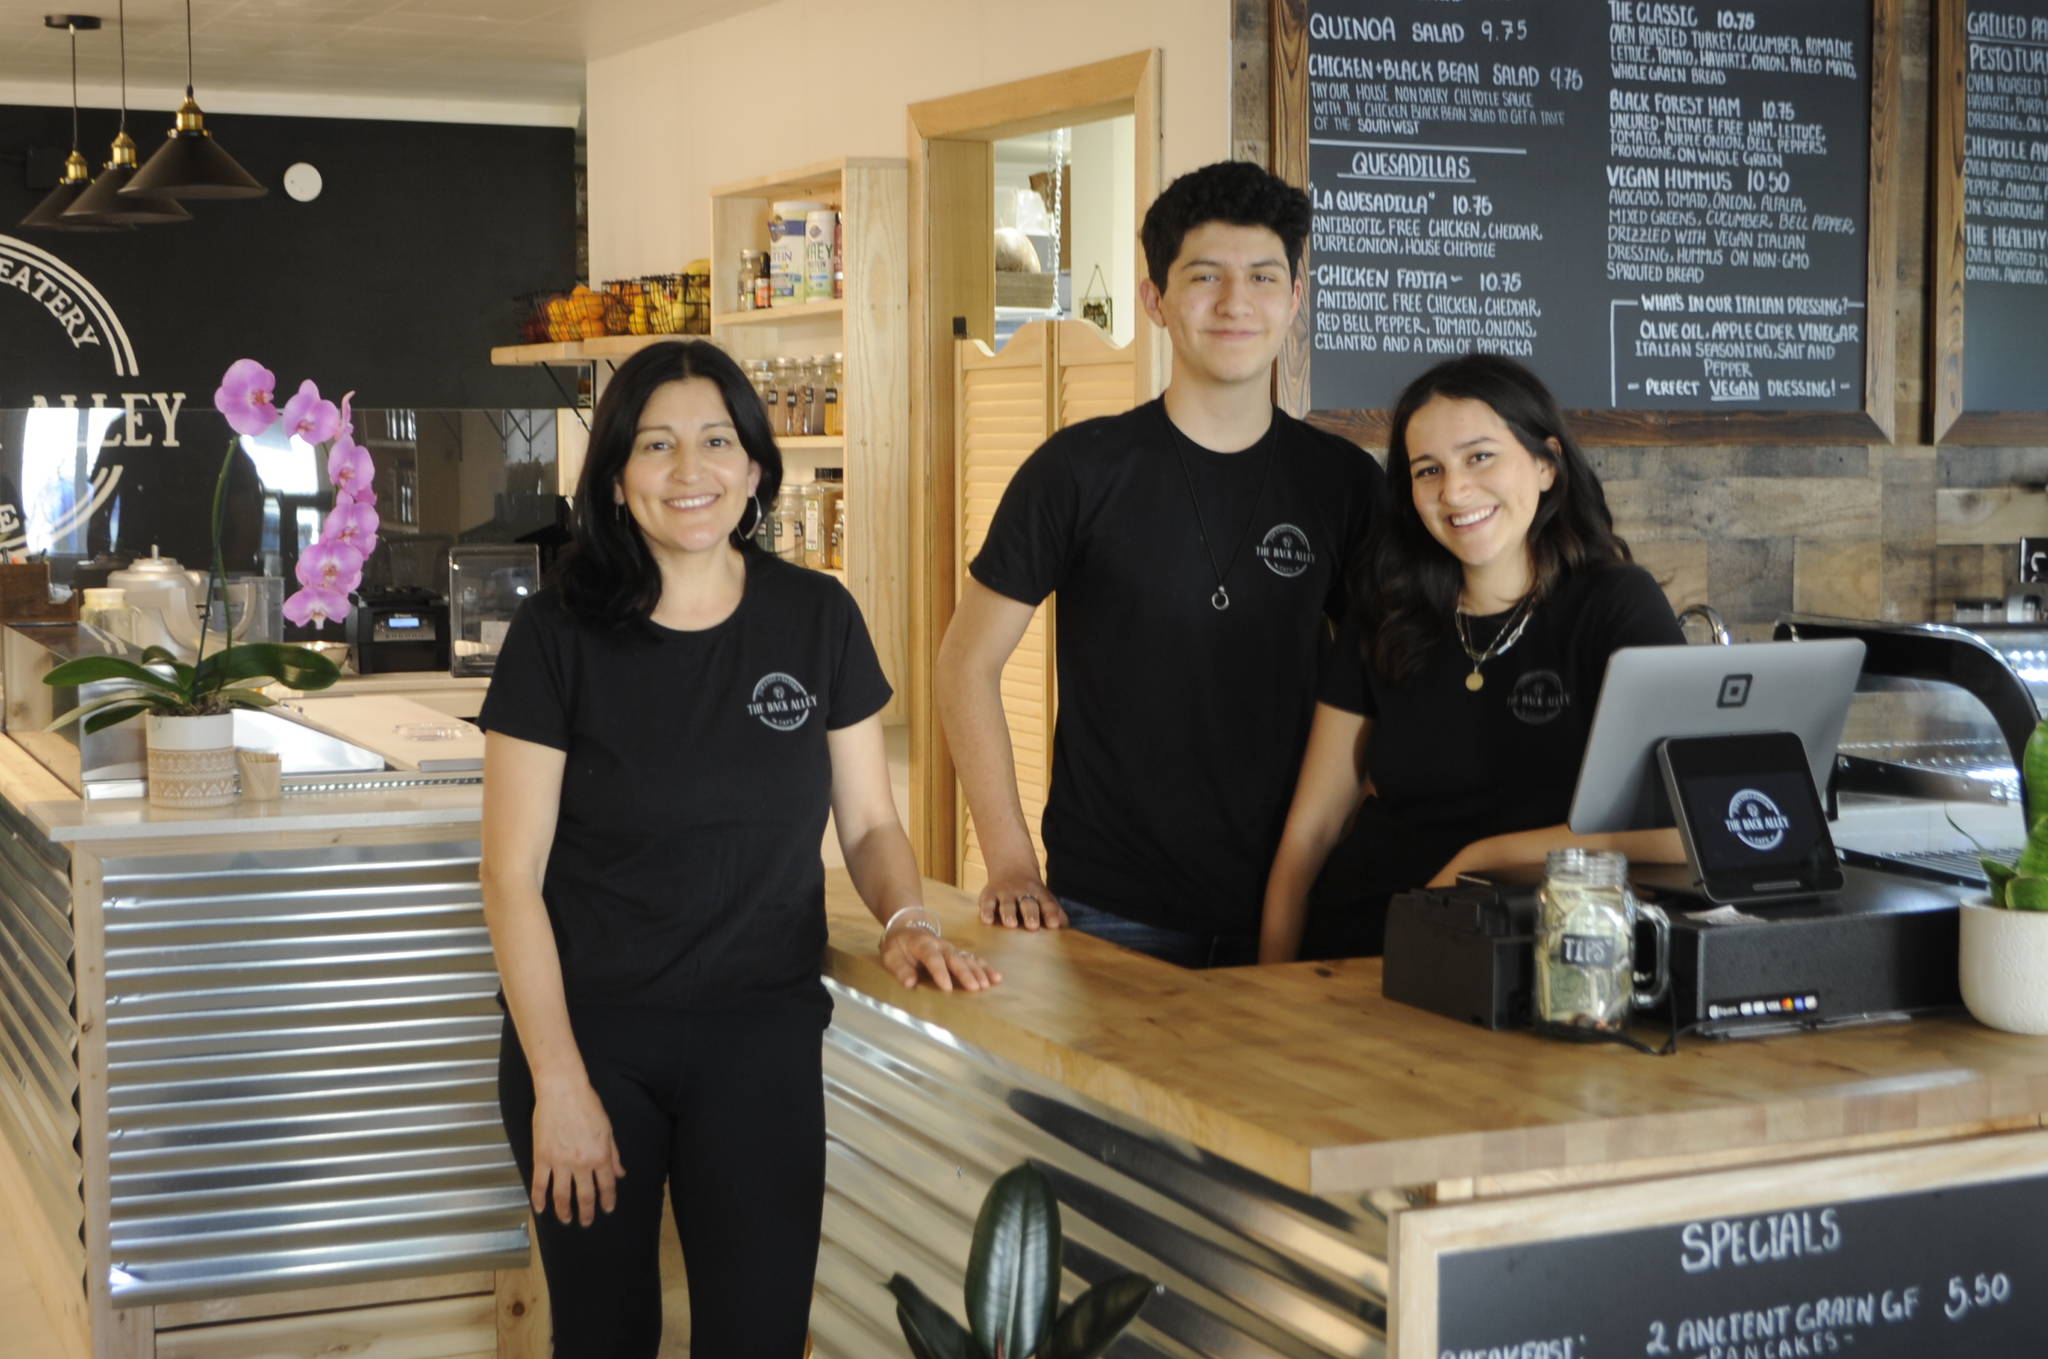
[448,544,539,677]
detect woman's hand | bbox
[530,1076,626,1226]
[879,914,1003,992]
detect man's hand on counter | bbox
[978,868,1068,931]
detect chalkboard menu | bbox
[1273,0,1899,443]
[1428,1171,2045,1358]
[1934,0,2048,442]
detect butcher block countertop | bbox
[821,874,2048,1196]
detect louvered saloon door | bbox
[953,320,1137,892]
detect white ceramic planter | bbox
[144,712,238,809]
[1959,899,2048,1036]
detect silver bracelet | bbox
[883,906,940,939]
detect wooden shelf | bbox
[711,157,907,722]
[489,333,705,367]
[712,300,846,329]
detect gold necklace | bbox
[1453,596,1535,692]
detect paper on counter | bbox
[281,694,484,772]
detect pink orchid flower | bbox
[338,390,356,437]
[322,500,381,560]
[283,583,351,630]
[214,358,280,438]
[295,538,365,595]
[328,436,373,499]
[281,380,341,445]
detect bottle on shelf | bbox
[824,353,844,437]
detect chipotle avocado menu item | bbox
[1302,0,1874,415]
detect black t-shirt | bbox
[1318,563,1684,900]
[476,554,892,1011]
[970,398,1383,933]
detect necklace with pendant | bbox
[1454,595,1536,692]
[1168,413,1275,612]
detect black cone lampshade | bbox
[21,149,129,232]
[124,95,265,199]
[124,0,265,201]
[65,130,192,225]
[17,14,129,232]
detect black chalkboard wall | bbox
[1290,0,1886,433]
[1958,0,2048,415]
[0,104,573,413]
[1435,1171,2046,1357]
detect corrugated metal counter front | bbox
[0,737,533,1358]
[816,878,2048,1359]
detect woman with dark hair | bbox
[1259,354,1684,962]
[477,339,996,1357]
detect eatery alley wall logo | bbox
[0,234,139,375]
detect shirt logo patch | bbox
[1256,522,1314,578]
[748,672,818,731]
[1508,669,1568,726]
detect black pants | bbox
[498,1003,826,1359]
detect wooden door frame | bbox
[906,50,1162,881]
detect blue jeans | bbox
[1059,897,1257,969]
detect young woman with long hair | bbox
[1260,354,1685,962]
[478,340,997,1356]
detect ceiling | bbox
[0,0,768,122]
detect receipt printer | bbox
[1383,884,1538,1030]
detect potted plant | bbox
[887,1162,1158,1359]
[42,358,373,807]
[1963,719,2048,1034]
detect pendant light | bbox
[121,0,265,200]
[17,16,129,232]
[64,0,190,225]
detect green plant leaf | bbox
[1984,856,2017,908]
[2018,813,2048,881]
[46,689,179,732]
[886,1275,976,1359]
[197,643,343,693]
[42,655,183,695]
[1041,1274,1159,1359]
[81,702,156,735]
[2008,876,2048,911]
[966,1164,1061,1359]
[2027,719,2048,831]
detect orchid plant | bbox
[41,358,350,731]
[216,358,380,628]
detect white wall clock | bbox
[283,162,323,203]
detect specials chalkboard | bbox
[1272,0,1900,444]
[1431,1174,2045,1359]
[1934,0,2048,442]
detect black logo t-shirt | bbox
[1317,563,1685,901]
[970,399,1383,933]
[477,555,892,1011]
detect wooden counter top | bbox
[822,874,2048,1196]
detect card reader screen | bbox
[1677,769,1827,874]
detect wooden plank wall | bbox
[1235,0,2043,633]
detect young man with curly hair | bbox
[937,160,1384,967]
